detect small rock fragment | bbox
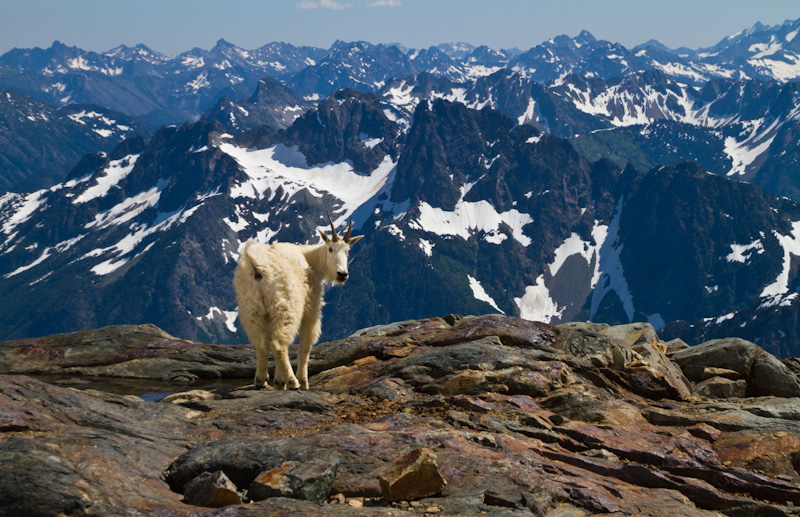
[701,367,741,381]
[695,376,747,399]
[582,448,620,462]
[687,423,722,442]
[664,338,689,354]
[248,457,339,504]
[161,389,217,405]
[379,447,447,501]
[183,470,242,508]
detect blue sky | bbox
[3,0,799,55]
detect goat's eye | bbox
[328,247,333,253]
[346,249,350,256]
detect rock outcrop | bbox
[2,315,800,515]
[0,323,254,382]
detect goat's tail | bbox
[240,240,264,281]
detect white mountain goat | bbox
[233,217,363,389]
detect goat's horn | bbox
[344,219,354,242]
[327,214,339,242]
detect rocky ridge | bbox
[2,314,800,515]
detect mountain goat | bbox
[233,217,363,389]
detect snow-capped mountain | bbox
[435,42,477,60]
[0,88,152,193]
[3,92,800,359]
[689,18,800,82]
[5,17,800,356]
[375,68,800,205]
[199,76,313,132]
[565,76,800,200]
[4,17,800,127]
[287,41,417,99]
[0,40,328,125]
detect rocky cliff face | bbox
[2,316,800,515]
[4,94,800,356]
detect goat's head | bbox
[317,215,364,284]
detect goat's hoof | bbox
[254,378,270,389]
[276,379,301,390]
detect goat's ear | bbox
[317,228,330,243]
[346,235,364,245]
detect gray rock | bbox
[165,438,289,492]
[749,349,800,397]
[556,322,692,399]
[0,324,254,380]
[602,322,660,348]
[554,322,616,359]
[349,318,433,338]
[665,338,690,354]
[694,377,747,399]
[248,456,340,503]
[700,367,742,380]
[428,315,560,351]
[670,338,758,381]
[184,470,243,508]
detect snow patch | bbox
[4,249,52,278]
[73,154,140,204]
[196,306,239,332]
[468,275,504,314]
[222,143,396,228]
[1,190,48,237]
[515,275,563,323]
[412,200,532,246]
[760,221,800,307]
[589,199,634,321]
[725,239,764,263]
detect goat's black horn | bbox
[344,219,354,241]
[327,214,339,242]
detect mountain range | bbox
[3,18,800,356]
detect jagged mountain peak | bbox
[633,39,674,53]
[575,30,598,45]
[436,42,476,59]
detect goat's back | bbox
[233,241,310,322]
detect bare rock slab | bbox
[379,447,447,501]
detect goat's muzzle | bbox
[336,271,348,283]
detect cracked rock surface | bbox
[2,315,800,515]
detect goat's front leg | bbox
[270,339,301,390]
[296,316,321,390]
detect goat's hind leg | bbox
[269,316,301,390]
[271,339,301,390]
[243,322,271,389]
[254,339,271,389]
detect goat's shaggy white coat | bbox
[233,223,362,389]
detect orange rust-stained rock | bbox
[713,431,800,481]
[687,423,723,442]
[379,447,447,501]
[4,316,800,516]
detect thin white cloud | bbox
[295,0,354,9]
[367,0,402,6]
